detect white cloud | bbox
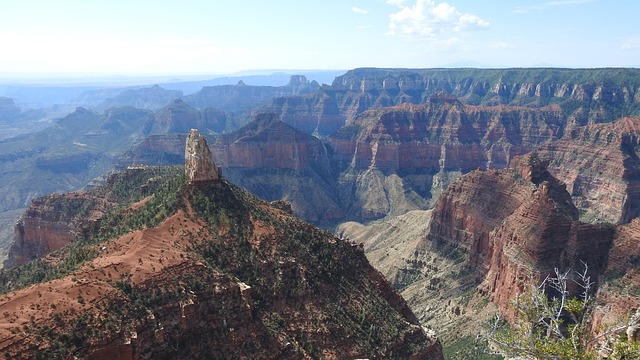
[455,14,490,31]
[387,0,489,38]
[622,36,640,50]
[493,41,511,50]
[352,6,369,14]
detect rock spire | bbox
[185,129,220,184]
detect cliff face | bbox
[3,166,183,268]
[263,68,640,136]
[329,102,566,221]
[538,117,640,224]
[3,194,110,268]
[424,153,614,314]
[0,136,443,359]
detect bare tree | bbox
[486,262,640,360]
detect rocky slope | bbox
[537,117,640,224]
[336,209,501,353]
[3,166,181,268]
[0,131,443,359]
[591,218,640,336]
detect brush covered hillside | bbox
[0,131,442,359]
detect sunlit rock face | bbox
[184,129,220,184]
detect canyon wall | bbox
[538,117,640,223]
[328,102,566,221]
[263,68,640,136]
[424,153,615,314]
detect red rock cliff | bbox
[3,193,110,268]
[538,117,640,224]
[424,153,614,314]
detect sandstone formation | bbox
[0,164,443,359]
[3,193,109,268]
[538,117,640,224]
[329,102,566,221]
[263,68,640,136]
[184,129,220,184]
[424,153,614,314]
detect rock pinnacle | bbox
[185,129,220,184]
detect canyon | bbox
[339,152,636,352]
[3,68,640,357]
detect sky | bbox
[0,0,638,77]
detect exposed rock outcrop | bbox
[2,166,181,268]
[329,102,566,221]
[3,193,110,268]
[590,218,640,337]
[184,129,220,184]
[424,153,615,315]
[263,68,640,136]
[538,117,640,224]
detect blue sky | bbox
[0,0,638,76]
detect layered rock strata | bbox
[329,102,566,221]
[425,153,614,313]
[3,194,110,268]
[538,117,640,224]
[263,68,640,136]
[209,113,343,224]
